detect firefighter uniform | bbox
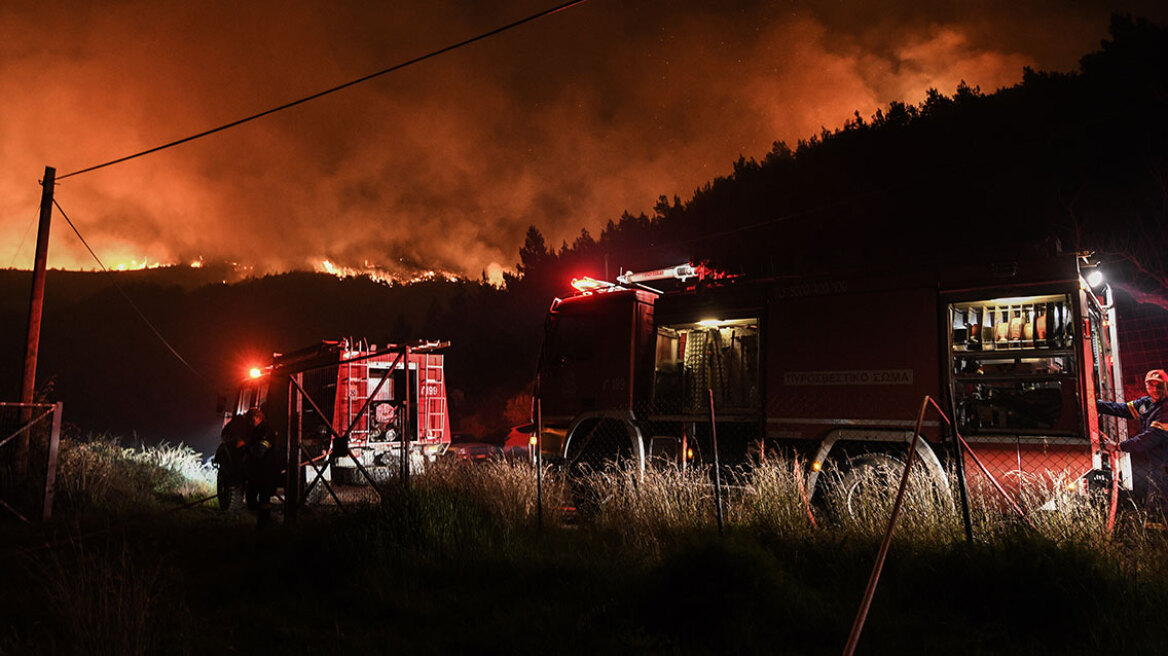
[1097,396,1168,453]
[1096,370,1168,454]
[1097,370,1168,516]
[245,411,281,525]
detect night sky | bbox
[2,0,1164,282]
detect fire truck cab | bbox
[214,339,451,509]
[535,255,1129,499]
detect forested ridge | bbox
[509,15,1167,299]
[1,15,1164,452]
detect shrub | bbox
[54,435,214,513]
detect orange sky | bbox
[1,0,1162,282]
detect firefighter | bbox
[221,412,250,447]
[213,411,253,500]
[1098,369,1168,514]
[1097,369,1168,453]
[244,407,281,526]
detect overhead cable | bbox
[7,207,39,268]
[52,197,211,386]
[57,0,590,181]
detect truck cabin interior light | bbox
[698,318,723,328]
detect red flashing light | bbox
[249,367,263,379]
[571,276,604,292]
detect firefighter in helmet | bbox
[215,410,251,482]
[244,406,281,525]
[1097,369,1168,512]
[1097,369,1168,453]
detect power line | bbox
[7,207,39,268]
[57,0,590,181]
[52,197,212,386]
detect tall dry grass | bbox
[4,449,1165,655]
[55,435,215,513]
[404,455,1155,558]
[29,539,178,656]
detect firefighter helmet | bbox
[1146,369,1168,386]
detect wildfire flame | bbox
[113,258,169,271]
[313,259,461,285]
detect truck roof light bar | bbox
[616,264,698,285]
[571,276,616,293]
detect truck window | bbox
[654,318,760,414]
[546,314,597,364]
[948,294,1078,435]
[235,382,267,415]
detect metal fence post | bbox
[285,374,302,523]
[536,396,544,531]
[947,404,974,545]
[41,403,61,521]
[402,345,411,490]
[707,388,724,536]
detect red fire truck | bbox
[214,339,451,509]
[533,255,1131,501]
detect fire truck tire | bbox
[836,453,951,520]
[838,453,903,518]
[564,417,639,471]
[216,469,241,511]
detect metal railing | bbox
[0,402,62,522]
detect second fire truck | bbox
[215,339,451,509]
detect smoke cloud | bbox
[1,0,1161,281]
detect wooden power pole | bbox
[16,166,55,476]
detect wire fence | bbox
[0,402,62,522]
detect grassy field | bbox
[2,437,1167,655]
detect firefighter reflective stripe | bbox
[1127,400,1140,419]
[260,440,272,449]
[1153,421,1168,432]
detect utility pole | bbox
[16,166,55,477]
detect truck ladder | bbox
[340,358,370,441]
[420,354,446,440]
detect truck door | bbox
[540,291,652,418]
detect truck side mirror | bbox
[215,394,227,415]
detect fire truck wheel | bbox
[216,468,241,511]
[836,453,950,521]
[838,453,903,519]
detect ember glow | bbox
[1,1,1163,278]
